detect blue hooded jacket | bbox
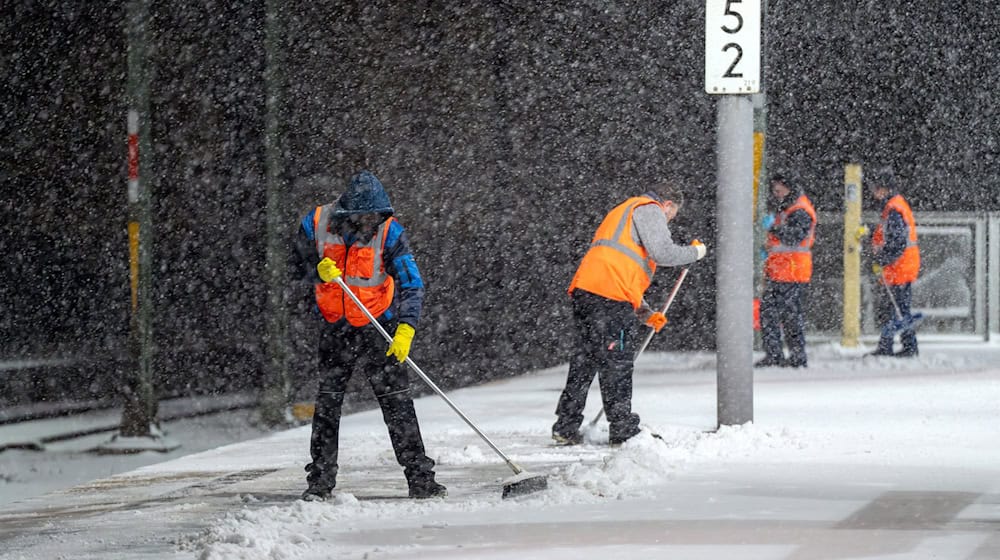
[292,171,424,328]
[866,168,910,267]
[331,171,395,218]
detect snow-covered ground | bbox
[0,398,274,507]
[1,340,999,560]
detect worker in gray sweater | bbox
[553,184,707,446]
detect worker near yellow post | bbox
[291,170,446,501]
[866,166,920,357]
[756,174,817,368]
[552,184,706,446]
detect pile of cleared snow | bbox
[550,423,806,500]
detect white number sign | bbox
[705,0,761,94]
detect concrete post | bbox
[259,0,291,426]
[716,95,755,427]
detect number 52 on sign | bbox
[705,0,761,94]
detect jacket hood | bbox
[331,171,395,217]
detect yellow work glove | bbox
[645,312,668,333]
[386,323,416,363]
[872,263,883,276]
[316,257,342,283]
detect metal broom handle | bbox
[590,267,690,426]
[634,267,690,360]
[332,276,525,475]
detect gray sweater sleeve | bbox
[631,203,700,266]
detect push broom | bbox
[332,276,548,499]
[878,272,924,338]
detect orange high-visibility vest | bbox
[568,196,662,309]
[312,205,395,326]
[873,194,920,285]
[765,194,816,283]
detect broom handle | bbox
[879,272,905,321]
[332,276,524,475]
[635,268,690,359]
[590,267,689,426]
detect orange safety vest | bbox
[765,194,817,283]
[312,205,395,326]
[873,194,920,285]
[568,196,661,309]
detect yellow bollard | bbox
[752,131,765,220]
[291,402,315,421]
[841,164,863,347]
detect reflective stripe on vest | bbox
[567,197,659,309]
[873,194,920,285]
[313,206,394,325]
[314,205,390,288]
[765,194,816,283]
[589,201,655,279]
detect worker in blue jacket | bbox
[755,174,816,368]
[291,170,446,501]
[866,167,920,357]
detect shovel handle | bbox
[634,267,690,359]
[589,267,689,427]
[331,276,525,475]
[878,273,905,321]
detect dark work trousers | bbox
[553,290,641,443]
[760,280,809,366]
[306,322,435,491]
[876,281,918,354]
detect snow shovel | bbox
[878,274,924,337]
[332,276,547,499]
[588,267,690,427]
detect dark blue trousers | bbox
[876,282,918,355]
[553,290,641,444]
[760,281,808,366]
[307,323,435,492]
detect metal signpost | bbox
[705,0,760,426]
[97,0,179,453]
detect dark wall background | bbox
[2,1,998,406]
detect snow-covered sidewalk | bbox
[1,342,999,559]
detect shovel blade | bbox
[882,312,925,337]
[501,471,548,499]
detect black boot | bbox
[754,355,786,367]
[300,486,333,501]
[867,335,895,357]
[897,334,918,357]
[301,462,336,501]
[551,429,583,446]
[407,474,448,499]
[608,412,641,445]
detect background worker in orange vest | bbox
[291,170,446,501]
[755,174,816,368]
[552,184,706,446]
[866,167,920,357]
